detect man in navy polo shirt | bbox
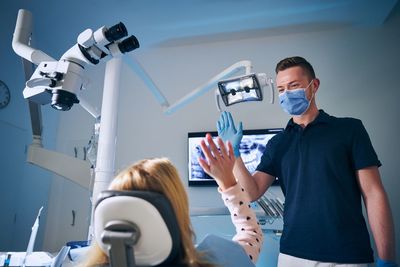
[217,56,397,266]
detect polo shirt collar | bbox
[285,109,331,130]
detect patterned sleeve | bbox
[219,183,264,263]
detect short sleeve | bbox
[351,120,381,170]
[256,138,277,177]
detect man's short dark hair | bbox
[275,56,316,79]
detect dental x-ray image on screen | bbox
[188,128,283,186]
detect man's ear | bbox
[313,78,320,93]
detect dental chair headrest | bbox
[94,190,182,266]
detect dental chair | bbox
[94,190,184,267]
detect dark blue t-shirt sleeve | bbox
[256,138,277,177]
[351,120,381,170]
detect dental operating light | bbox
[124,57,275,114]
[215,73,274,111]
[218,74,263,105]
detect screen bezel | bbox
[187,128,283,186]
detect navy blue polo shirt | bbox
[256,110,381,263]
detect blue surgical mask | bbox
[279,81,313,116]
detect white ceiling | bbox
[2,0,399,50]
[139,0,399,46]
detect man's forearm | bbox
[365,189,396,261]
[233,158,261,201]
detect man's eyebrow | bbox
[287,80,301,85]
[277,80,301,87]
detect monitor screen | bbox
[188,128,283,186]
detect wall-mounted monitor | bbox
[188,128,283,186]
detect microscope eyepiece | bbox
[118,35,140,53]
[104,22,128,42]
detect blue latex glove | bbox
[377,258,398,267]
[216,111,243,157]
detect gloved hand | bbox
[216,111,243,157]
[377,258,398,267]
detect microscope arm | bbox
[12,9,93,188]
[12,9,55,64]
[27,144,91,189]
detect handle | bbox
[71,210,76,226]
[214,90,223,112]
[268,78,275,104]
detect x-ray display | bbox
[188,129,283,186]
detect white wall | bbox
[46,7,400,263]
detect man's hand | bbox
[216,111,243,157]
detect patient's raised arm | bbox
[198,134,263,263]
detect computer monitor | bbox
[188,128,283,186]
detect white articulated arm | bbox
[27,144,91,189]
[124,56,253,115]
[12,9,55,64]
[163,60,252,115]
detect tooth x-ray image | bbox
[188,129,283,186]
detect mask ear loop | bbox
[310,79,317,101]
[305,79,316,100]
[299,79,315,115]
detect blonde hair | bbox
[82,158,214,267]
